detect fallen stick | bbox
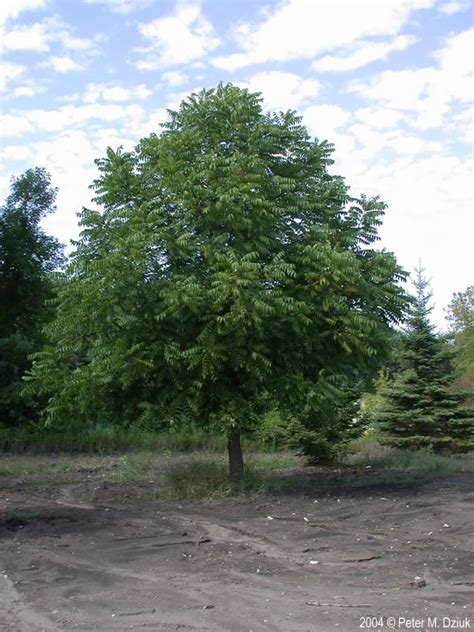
[306,602,371,608]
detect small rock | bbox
[203,604,214,610]
[410,577,427,588]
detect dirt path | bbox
[1,471,473,631]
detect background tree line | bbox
[1,85,472,477]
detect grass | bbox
[4,510,42,527]
[156,452,302,499]
[0,424,228,454]
[343,434,472,474]
[0,429,471,500]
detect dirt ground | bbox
[0,460,473,632]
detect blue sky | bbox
[1,0,473,328]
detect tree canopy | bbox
[27,84,408,476]
[0,168,63,426]
[445,286,474,388]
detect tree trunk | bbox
[227,428,244,480]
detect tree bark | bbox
[227,428,244,480]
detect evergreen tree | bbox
[375,268,473,452]
[0,168,64,426]
[27,85,408,477]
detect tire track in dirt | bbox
[0,574,59,632]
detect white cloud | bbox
[212,0,433,70]
[0,61,25,92]
[312,35,416,72]
[1,14,98,64]
[136,3,220,68]
[13,84,43,97]
[0,103,147,136]
[303,104,351,137]
[82,0,153,13]
[0,145,35,162]
[449,107,474,145]
[47,55,84,73]
[0,0,45,27]
[1,22,49,52]
[82,83,152,103]
[0,113,35,136]
[241,71,320,112]
[347,28,474,131]
[53,23,97,51]
[363,153,473,326]
[355,107,404,129]
[437,0,471,14]
[162,70,189,87]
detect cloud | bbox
[347,28,474,131]
[0,61,25,92]
[303,104,351,137]
[48,16,99,51]
[357,152,473,325]
[0,103,148,136]
[46,55,85,72]
[0,16,99,77]
[312,35,417,72]
[135,3,220,68]
[1,21,49,52]
[82,0,153,13]
[0,145,35,162]
[13,84,44,97]
[0,113,35,136]
[240,71,320,112]
[212,0,433,70]
[82,83,152,103]
[437,0,471,14]
[162,70,189,87]
[0,0,45,27]
[355,107,404,130]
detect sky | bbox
[0,0,473,329]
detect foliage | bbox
[344,434,469,474]
[445,286,474,388]
[284,371,370,463]
[0,423,227,454]
[27,84,408,475]
[0,168,63,426]
[357,369,391,428]
[373,268,473,453]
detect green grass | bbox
[344,434,472,474]
[158,459,262,499]
[0,424,228,454]
[0,430,471,500]
[4,510,42,527]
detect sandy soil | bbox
[0,465,473,631]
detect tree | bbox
[445,286,474,388]
[0,168,63,426]
[28,85,408,477]
[373,268,473,453]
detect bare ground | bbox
[0,458,473,631]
